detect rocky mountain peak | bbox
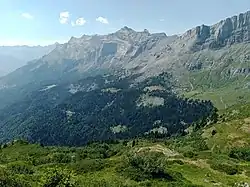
[41,27,168,65]
[112,26,151,42]
[116,26,135,33]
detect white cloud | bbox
[96,16,109,24]
[59,11,70,24]
[21,13,33,20]
[71,17,86,26]
[159,18,165,22]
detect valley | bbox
[0,9,249,187]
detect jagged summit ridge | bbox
[1,10,250,89]
[48,10,250,65]
[181,10,250,50]
[41,26,168,68]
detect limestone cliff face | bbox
[182,11,250,51]
[41,27,168,71]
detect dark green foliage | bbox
[118,152,174,182]
[76,143,120,159]
[169,132,209,152]
[132,140,136,147]
[191,138,209,151]
[0,73,217,146]
[0,166,33,187]
[183,151,198,158]
[166,160,185,165]
[71,159,106,174]
[193,107,218,131]
[49,153,72,163]
[209,161,241,175]
[40,167,77,187]
[229,147,250,161]
[246,170,250,177]
[7,161,34,175]
[211,129,217,136]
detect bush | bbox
[183,151,198,158]
[172,132,209,152]
[40,167,77,187]
[191,138,209,151]
[77,143,119,159]
[71,159,105,174]
[246,170,250,177]
[117,152,173,181]
[229,148,250,161]
[7,161,34,175]
[31,156,51,166]
[167,160,184,165]
[0,168,31,187]
[50,153,72,163]
[210,161,240,175]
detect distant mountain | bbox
[1,11,249,89]
[0,10,249,145]
[0,70,6,77]
[0,44,58,76]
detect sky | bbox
[0,0,249,46]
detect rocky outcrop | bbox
[42,26,167,65]
[182,11,250,51]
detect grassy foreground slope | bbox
[0,104,250,187]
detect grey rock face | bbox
[0,27,169,86]
[183,11,250,51]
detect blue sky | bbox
[0,0,249,46]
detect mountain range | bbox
[0,44,57,77]
[0,10,249,145]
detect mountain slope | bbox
[0,73,217,145]
[0,11,249,104]
[0,101,250,187]
[0,10,249,145]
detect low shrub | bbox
[0,167,31,187]
[77,143,119,159]
[40,167,77,187]
[229,148,250,161]
[167,160,184,165]
[116,151,188,182]
[71,159,106,174]
[117,152,168,181]
[183,151,198,158]
[50,153,72,163]
[210,161,240,175]
[7,161,34,175]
